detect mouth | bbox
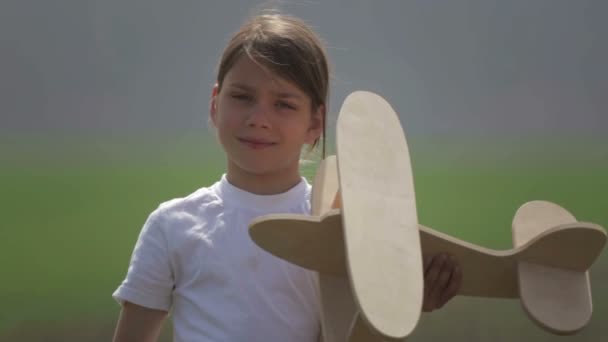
[238,138,277,149]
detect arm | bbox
[113,207,174,341]
[113,301,168,342]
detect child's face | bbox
[210,56,323,178]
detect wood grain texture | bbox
[250,211,606,297]
[311,155,340,217]
[312,156,358,342]
[513,201,594,335]
[336,91,423,339]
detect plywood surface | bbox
[336,91,423,339]
[250,211,605,298]
[312,156,358,342]
[513,201,594,335]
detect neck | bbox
[225,162,303,195]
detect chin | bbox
[233,159,277,175]
[236,159,297,177]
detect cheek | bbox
[283,118,313,141]
[213,100,232,140]
[215,106,241,130]
[212,114,235,145]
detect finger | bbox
[439,259,462,307]
[427,256,453,310]
[422,255,436,312]
[423,254,433,273]
[424,253,446,285]
[423,254,436,294]
[424,254,448,310]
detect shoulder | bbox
[159,185,222,216]
[148,183,224,236]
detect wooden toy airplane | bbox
[249,91,607,341]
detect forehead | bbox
[223,55,307,98]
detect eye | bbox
[230,93,252,102]
[276,101,297,110]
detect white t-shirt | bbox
[113,174,321,342]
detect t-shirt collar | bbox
[214,174,309,213]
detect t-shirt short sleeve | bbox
[113,207,174,311]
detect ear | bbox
[305,104,325,145]
[209,83,219,127]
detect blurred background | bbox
[1,0,606,341]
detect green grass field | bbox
[1,139,606,341]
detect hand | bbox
[422,253,462,312]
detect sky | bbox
[1,0,606,143]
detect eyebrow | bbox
[228,82,304,100]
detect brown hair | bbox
[215,13,329,157]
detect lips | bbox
[238,137,277,149]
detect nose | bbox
[245,103,272,128]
